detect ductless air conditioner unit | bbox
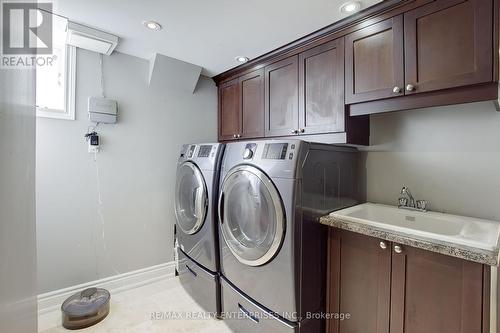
[66,22,118,55]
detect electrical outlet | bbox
[88,142,99,153]
[88,133,99,153]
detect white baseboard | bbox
[37,261,176,316]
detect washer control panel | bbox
[179,145,196,159]
[197,145,212,158]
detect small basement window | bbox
[36,16,76,120]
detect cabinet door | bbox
[299,38,344,135]
[345,16,404,104]
[264,56,299,137]
[390,244,485,333]
[404,0,492,95]
[218,78,241,141]
[327,229,391,333]
[240,69,265,139]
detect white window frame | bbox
[36,45,77,120]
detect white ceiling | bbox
[54,0,382,77]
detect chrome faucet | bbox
[398,186,428,212]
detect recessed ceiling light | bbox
[235,56,249,63]
[143,21,162,31]
[340,1,362,13]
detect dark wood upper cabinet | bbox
[218,78,240,141]
[299,38,345,135]
[240,69,265,139]
[264,56,299,137]
[345,15,405,104]
[327,229,490,333]
[404,0,493,95]
[390,243,486,333]
[327,229,391,333]
[216,0,499,137]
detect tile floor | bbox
[39,277,232,333]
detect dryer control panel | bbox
[223,140,302,180]
[262,143,288,160]
[237,142,298,162]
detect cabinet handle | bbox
[237,134,241,138]
[233,134,237,139]
[379,241,387,250]
[299,128,305,133]
[393,86,402,94]
[406,84,415,92]
[394,245,403,254]
[291,129,298,134]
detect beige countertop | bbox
[320,203,500,266]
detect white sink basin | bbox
[332,203,500,252]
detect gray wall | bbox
[363,101,500,221]
[36,48,500,294]
[0,69,38,331]
[36,50,217,293]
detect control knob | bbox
[243,148,254,159]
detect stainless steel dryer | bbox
[218,139,362,332]
[175,143,224,316]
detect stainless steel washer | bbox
[175,143,224,315]
[218,140,362,332]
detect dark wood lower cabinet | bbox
[327,229,490,333]
[327,230,391,333]
[390,244,487,333]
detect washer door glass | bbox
[175,162,208,235]
[219,165,285,266]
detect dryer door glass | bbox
[220,165,285,266]
[175,162,208,235]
